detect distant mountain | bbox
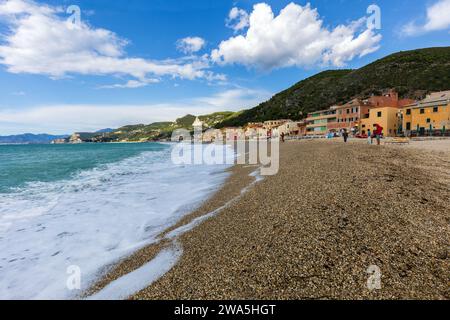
[0,133,68,144]
[217,47,450,127]
[95,128,114,133]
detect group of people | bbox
[366,129,381,145]
[342,124,383,145]
[367,124,383,145]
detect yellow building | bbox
[360,106,401,137]
[402,91,450,135]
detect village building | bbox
[401,90,450,136]
[244,122,264,139]
[305,109,337,135]
[202,129,222,143]
[327,99,371,134]
[304,90,415,137]
[263,119,291,130]
[222,127,245,141]
[360,106,402,137]
[295,121,308,136]
[272,120,306,137]
[247,122,264,127]
[256,127,269,138]
[360,91,415,137]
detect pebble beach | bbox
[90,139,450,300]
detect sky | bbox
[0,0,449,135]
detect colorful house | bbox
[263,119,291,130]
[327,99,371,134]
[308,90,413,136]
[360,106,401,137]
[292,121,308,136]
[401,91,450,136]
[306,109,337,135]
[221,127,245,141]
[273,120,302,137]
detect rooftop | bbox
[408,90,450,109]
[421,90,450,104]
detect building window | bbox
[406,122,411,130]
[427,118,431,123]
[377,111,382,117]
[347,109,350,114]
[406,109,411,115]
[420,109,425,114]
[433,107,439,113]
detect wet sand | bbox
[91,140,450,300]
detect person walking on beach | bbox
[374,124,383,146]
[342,129,349,143]
[281,132,285,143]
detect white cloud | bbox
[226,7,249,32]
[176,37,206,54]
[0,88,271,135]
[99,79,160,89]
[212,3,381,69]
[402,0,450,36]
[195,88,270,109]
[0,0,222,86]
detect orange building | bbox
[327,90,414,136]
[327,99,372,134]
[360,91,415,137]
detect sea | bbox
[0,143,232,299]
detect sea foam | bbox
[0,144,232,299]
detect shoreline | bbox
[84,160,260,298]
[87,139,449,300]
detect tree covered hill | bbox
[94,111,240,142]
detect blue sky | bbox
[0,0,449,135]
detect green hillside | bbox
[93,111,239,142]
[217,47,450,127]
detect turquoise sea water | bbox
[0,142,233,299]
[0,143,168,193]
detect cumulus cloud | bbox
[176,37,206,54]
[402,0,450,36]
[226,7,249,32]
[212,3,381,70]
[0,88,271,134]
[0,0,222,87]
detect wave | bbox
[0,144,233,299]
